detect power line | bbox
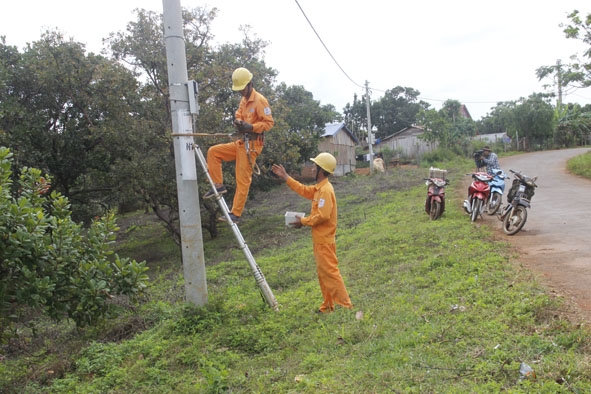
[564,91,591,101]
[294,1,574,109]
[293,0,363,89]
[293,1,467,105]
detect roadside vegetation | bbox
[567,149,591,179]
[3,156,591,393]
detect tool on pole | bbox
[191,141,279,311]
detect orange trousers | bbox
[314,243,353,313]
[207,140,260,217]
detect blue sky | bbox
[2,0,591,120]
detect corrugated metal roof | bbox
[322,122,359,144]
[382,125,424,141]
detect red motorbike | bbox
[424,176,448,220]
[463,172,493,222]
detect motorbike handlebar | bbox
[424,178,448,186]
[509,169,538,187]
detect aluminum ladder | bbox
[192,143,278,311]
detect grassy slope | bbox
[3,159,591,393]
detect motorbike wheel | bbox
[497,203,511,221]
[429,200,441,220]
[487,193,502,215]
[470,199,482,222]
[503,205,528,235]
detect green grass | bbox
[567,150,591,179]
[3,159,591,393]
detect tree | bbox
[343,93,368,143]
[534,10,591,150]
[343,87,429,142]
[536,59,579,108]
[371,86,429,139]
[2,7,346,243]
[561,10,591,88]
[105,7,338,239]
[417,108,453,148]
[104,8,193,242]
[104,7,284,240]
[512,94,555,149]
[479,95,555,150]
[553,103,591,147]
[0,147,149,343]
[477,100,517,135]
[267,83,337,173]
[0,32,141,222]
[536,11,591,107]
[417,99,476,153]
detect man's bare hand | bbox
[272,164,289,181]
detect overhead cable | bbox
[293,0,363,89]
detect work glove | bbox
[233,119,253,133]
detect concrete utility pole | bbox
[162,0,208,305]
[555,59,563,109]
[365,81,374,173]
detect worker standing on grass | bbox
[204,67,274,224]
[272,153,353,314]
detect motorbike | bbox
[497,169,538,235]
[463,172,493,222]
[424,176,449,220]
[486,169,507,215]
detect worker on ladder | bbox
[204,67,274,224]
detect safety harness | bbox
[242,132,263,176]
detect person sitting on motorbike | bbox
[475,146,500,175]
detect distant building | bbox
[472,132,510,144]
[317,122,359,176]
[378,125,437,161]
[459,104,472,120]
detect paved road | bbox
[487,148,591,321]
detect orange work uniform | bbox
[286,176,353,313]
[207,88,274,217]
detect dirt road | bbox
[480,147,591,322]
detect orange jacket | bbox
[286,177,337,244]
[235,88,274,147]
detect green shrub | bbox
[0,147,149,342]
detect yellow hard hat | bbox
[311,152,337,174]
[231,67,253,91]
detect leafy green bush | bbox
[0,147,149,342]
[420,147,460,166]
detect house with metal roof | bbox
[318,122,359,176]
[377,125,437,161]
